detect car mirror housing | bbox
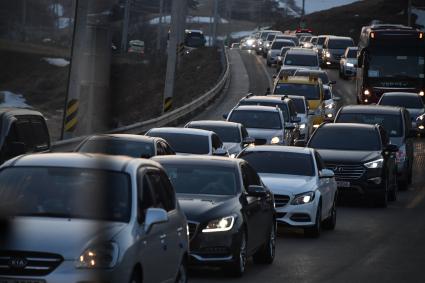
[247,185,267,197]
[144,208,168,233]
[320,169,335,178]
[222,113,228,119]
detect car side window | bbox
[288,101,298,117]
[156,141,166,155]
[15,118,35,151]
[378,127,389,146]
[162,141,175,155]
[403,110,411,136]
[314,151,325,172]
[137,172,155,224]
[211,134,222,150]
[240,164,250,189]
[31,117,49,150]
[146,170,176,212]
[241,126,249,140]
[242,163,262,186]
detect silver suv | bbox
[0,153,188,283]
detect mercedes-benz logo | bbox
[9,257,28,269]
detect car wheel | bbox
[129,269,142,283]
[305,202,321,238]
[226,229,247,277]
[323,198,336,230]
[253,220,276,264]
[175,258,188,283]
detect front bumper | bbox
[275,200,318,227]
[334,168,386,196]
[343,66,356,76]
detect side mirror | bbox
[10,142,26,156]
[292,116,301,123]
[247,185,267,197]
[144,208,168,233]
[213,148,228,156]
[329,80,336,85]
[319,169,335,178]
[385,144,399,153]
[222,113,228,119]
[242,137,255,145]
[285,122,296,130]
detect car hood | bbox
[3,217,127,260]
[314,149,382,164]
[246,128,284,144]
[259,173,316,196]
[223,142,242,154]
[178,194,238,223]
[270,50,281,56]
[328,48,345,55]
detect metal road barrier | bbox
[52,47,231,152]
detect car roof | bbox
[287,95,306,101]
[147,127,213,137]
[2,152,160,172]
[381,92,420,98]
[339,105,403,115]
[87,134,158,143]
[0,107,44,118]
[327,36,354,41]
[231,105,281,112]
[286,48,317,55]
[242,145,313,155]
[152,155,241,168]
[240,95,287,104]
[187,120,240,128]
[277,76,320,85]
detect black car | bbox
[0,108,50,163]
[153,155,276,277]
[335,105,414,190]
[307,123,398,207]
[75,134,175,158]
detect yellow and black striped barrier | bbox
[164,97,172,112]
[177,42,185,56]
[64,99,79,132]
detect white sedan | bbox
[238,146,337,238]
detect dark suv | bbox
[0,108,50,163]
[307,123,398,207]
[322,36,355,68]
[335,105,414,190]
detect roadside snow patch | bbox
[0,91,31,108]
[43,58,70,67]
[412,7,425,30]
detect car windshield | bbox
[239,100,289,121]
[311,37,318,44]
[336,113,404,137]
[148,132,210,154]
[0,167,131,222]
[284,54,318,67]
[277,36,297,45]
[162,164,237,195]
[188,125,241,143]
[289,98,306,113]
[379,95,423,109]
[327,39,354,49]
[347,49,357,58]
[309,127,381,151]
[295,71,329,84]
[261,32,271,40]
[280,47,292,56]
[267,34,276,41]
[78,138,155,158]
[272,41,294,50]
[239,151,314,176]
[185,33,205,47]
[274,83,320,100]
[368,53,424,79]
[317,37,327,45]
[229,110,282,129]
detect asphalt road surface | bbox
[189,49,425,283]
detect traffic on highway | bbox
[1,1,425,283]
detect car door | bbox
[314,151,332,218]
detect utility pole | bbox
[21,0,27,41]
[121,0,131,54]
[156,0,164,51]
[163,0,182,113]
[212,0,219,46]
[300,0,306,28]
[407,0,412,26]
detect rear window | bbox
[295,71,329,84]
[347,49,357,58]
[379,95,423,109]
[267,34,276,41]
[272,41,295,50]
[290,98,306,114]
[317,37,327,45]
[78,138,155,158]
[239,100,289,121]
[335,112,404,137]
[284,54,318,67]
[327,38,354,49]
[274,83,320,100]
[239,151,314,176]
[147,132,210,154]
[309,126,381,151]
[229,110,282,130]
[188,125,241,143]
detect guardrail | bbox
[52,47,231,152]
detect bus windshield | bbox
[368,53,424,79]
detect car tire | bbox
[129,269,142,283]
[253,220,276,264]
[225,229,247,277]
[175,258,188,283]
[305,202,321,238]
[323,198,336,230]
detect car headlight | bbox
[230,153,236,158]
[266,43,270,47]
[271,136,281,144]
[291,191,315,205]
[364,158,384,169]
[346,62,354,67]
[202,216,235,233]
[325,103,335,109]
[299,123,306,129]
[364,89,371,96]
[325,51,331,58]
[76,242,119,269]
[419,91,424,97]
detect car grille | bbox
[326,163,366,180]
[0,251,63,276]
[274,194,290,207]
[187,222,199,241]
[254,138,267,145]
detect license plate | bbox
[337,181,350,188]
[0,278,45,283]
